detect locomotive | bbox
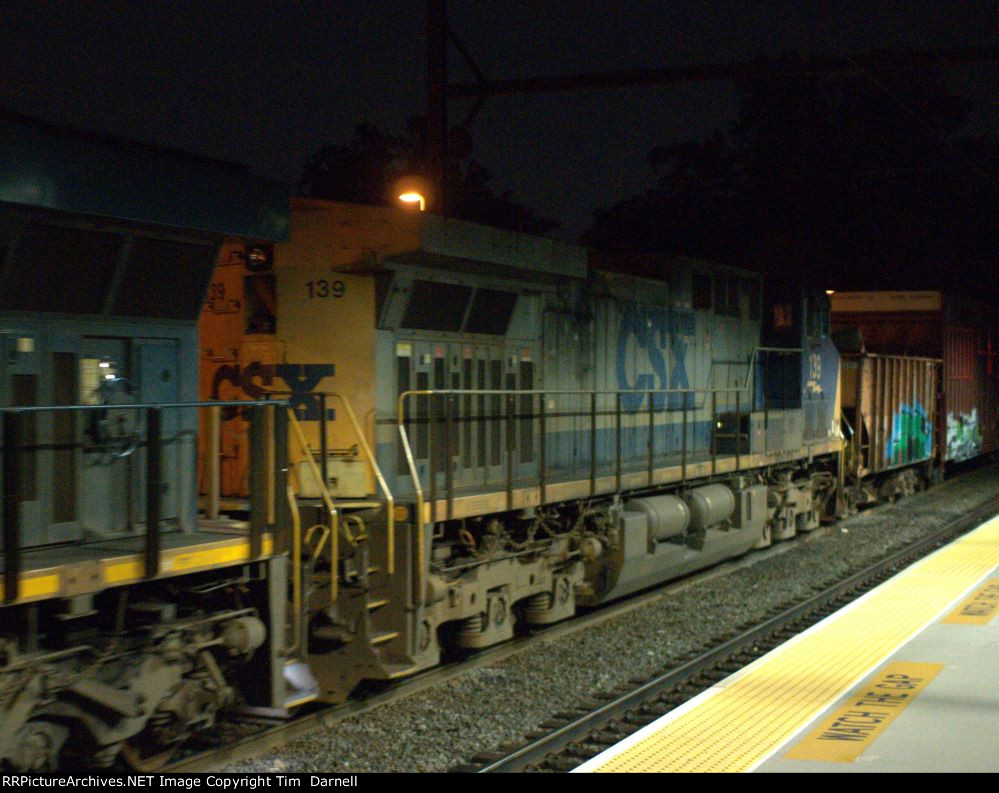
[2,115,991,771]
[0,113,299,770]
[198,199,844,701]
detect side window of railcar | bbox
[0,223,121,314]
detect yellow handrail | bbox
[285,481,303,656]
[287,408,340,605]
[393,383,784,608]
[397,420,424,608]
[324,392,395,575]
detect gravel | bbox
[226,462,999,773]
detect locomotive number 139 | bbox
[306,279,346,299]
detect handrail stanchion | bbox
[2,412,23,603]
[445,394,454,520]
[711,389,717,475]
[647,390,654,487]
[206,404,221,520]
[428,394,437,522]
[615,392,622,491]
[589,392,597,497]
[681,399,687,484]
[506,393,515,511]
[538,393,546,505]
[145,407,162,578]
[248,405,266,560]
[265,404,275,526]
[735,389,741,471]
[273,406,291,555]
[318,393,329,502]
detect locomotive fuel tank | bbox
[628,494,690,542]
[582,483,766,604]
[687,483,736,530]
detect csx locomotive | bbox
[199,198,847,702]
[3,115,991,771]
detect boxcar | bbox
[831,291,999,469]
[838,352,939,503]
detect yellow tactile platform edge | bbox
[580,514,999,772]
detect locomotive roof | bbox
[0,109,290,241]
[288,198,587,281]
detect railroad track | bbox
[161,503,835,773]
[459,495,999,773]
[158,474,997,773]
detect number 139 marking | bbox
[306,279,346,299]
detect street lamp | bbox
[398,191,426,211]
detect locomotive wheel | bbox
[17,721,69,772]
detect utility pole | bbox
[425,0,447,212]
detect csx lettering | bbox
[616,302,694,411]
[210,362,335,420]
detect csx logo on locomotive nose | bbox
[616,303,694,411]
[211,362,335,419]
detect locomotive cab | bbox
[0,113,302,771]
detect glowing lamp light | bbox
[825,290,836,295]
[398,192,426,211]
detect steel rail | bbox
[156,470,996,774]
[472,495,999,773]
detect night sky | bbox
[2,1,997,239]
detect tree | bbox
[299,116,558,236]
[583,58,999,299]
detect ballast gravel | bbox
[226,463,999,773]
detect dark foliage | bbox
[583,60,998,300]
[299,116,558,236]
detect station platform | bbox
[575,513,999,773]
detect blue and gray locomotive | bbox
[200,199,843,702]
[2,116,891,771]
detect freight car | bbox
[0,114,313,770]
[831,291,999,477]
[199,199,843,702]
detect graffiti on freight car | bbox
[210,362,336,420]
[617,303,694,411]
[885,401,932,465]
[947,409,982,461]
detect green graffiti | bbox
[886,401,932,464]
[947,409,982,461]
